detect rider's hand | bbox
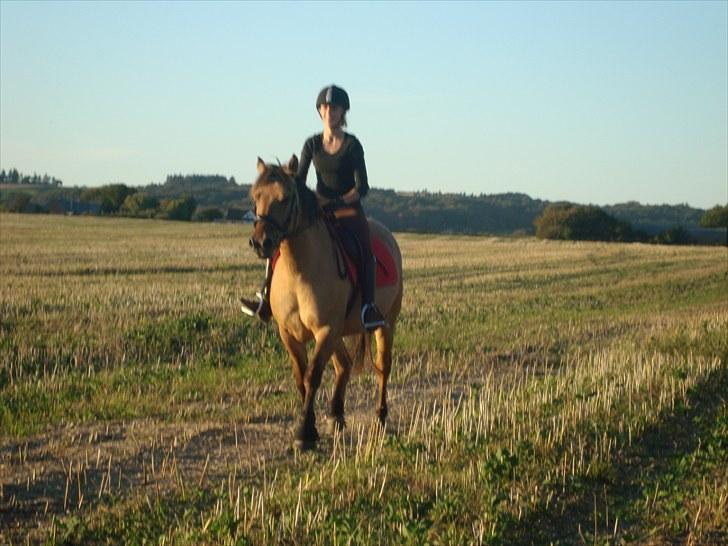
[342,189,360,205]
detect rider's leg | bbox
[336,205,385,331]
[360,253,385,331]
[240,258,272,321]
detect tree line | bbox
[534,203,727,245]
[1,172,725,244]
[0,168,63,187]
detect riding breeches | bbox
[332,202,376,305]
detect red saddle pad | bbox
[372,236,399,287]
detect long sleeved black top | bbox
[295,133,369,200]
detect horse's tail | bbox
[350,333,372,375]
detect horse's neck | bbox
[279,219,333,277]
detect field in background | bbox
[1,213,726,545]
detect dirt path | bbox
[1,355,505,544]
[1,415,296,542]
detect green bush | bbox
[158,195,197,221]
[81,184,137,214]
[194,207,224,222]
[653,226,694,245]
[700,205,728,228]
[121,192,160,217]
[534,204,636,242]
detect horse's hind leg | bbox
[328,339,352,434]
[373,325,394,426]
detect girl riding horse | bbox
[247,155,402,449]
[241,84,386,331]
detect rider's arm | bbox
[295,137,314,192]
[352,138,369,200]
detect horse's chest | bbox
[270,258,347,342]
[270,288,312,342]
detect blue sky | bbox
[1,1,726,208]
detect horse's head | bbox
[249,155,301,258]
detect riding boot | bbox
[240,259,272,322]
[361,255,385,331]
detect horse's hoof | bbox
[293,438,317,451]
[377,406,388,426]
[293,423,319,450]
[327,416,346,435]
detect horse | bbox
[248,155,403,449]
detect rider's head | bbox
[316,85,349,128]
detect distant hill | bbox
[364,189,546,234]
[143,174,248,209]
[603,201,705,234]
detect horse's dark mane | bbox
[297,182,320,224]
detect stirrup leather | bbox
[361,303,386,329]
[241,292,266,317]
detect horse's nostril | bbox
[249,238,255,247]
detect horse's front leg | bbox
[328,338,352,434]
[295,327,336,450]
[279,328,307,402]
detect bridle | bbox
[254,176,301,242]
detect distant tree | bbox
[159,195,197,221]
[653,226,693,245]
[700,205,728,228]
[163,174,233,188]
[604,201,704,234]
[5,194,32,213]
[194,207,224,222]
[121,192,159,217]
[534,204,636,242]
[533,204,573,239]
[226,207,246,221]
[81,184,137,214]
[0,169,63,187]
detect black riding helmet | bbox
[316,85,350,112]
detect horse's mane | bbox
[296,180,320,225]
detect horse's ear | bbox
[256,157,267,175]
[285,154,298,175]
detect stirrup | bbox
[361,303,386,331]
[240,292,266,317]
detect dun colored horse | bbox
[249,156,403,449]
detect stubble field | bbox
[1,213,726,545]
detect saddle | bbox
[334,229,399,289]
[269,216,398,289]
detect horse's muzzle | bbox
[249,235,275,259]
